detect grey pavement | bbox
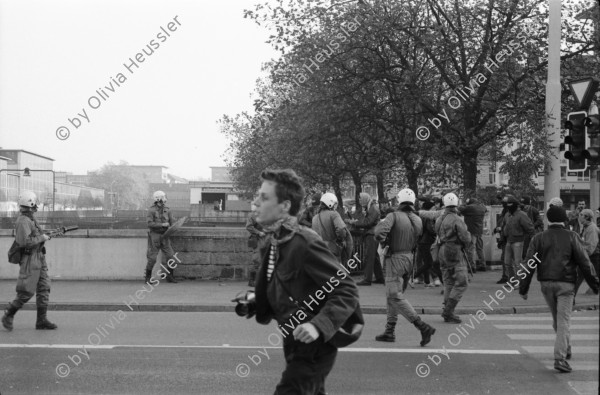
[0,270,598,314]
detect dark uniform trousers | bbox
[275,338,338,395]
[13,254,51,309]
[146,232,177,272]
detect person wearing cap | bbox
[520,205,599,373]
[435,193,472,324]
[312,193,351,263]
[373,188,436,346]
[345,192,384,285]
[458,197,487,272]
[548,197,569,228]
[573,209,599,300]
[499,194,534,286]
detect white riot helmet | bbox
[397,188,416,205]
[18,190,38,208]
[320,192,338,209]
[153,190,167,203]
[443,192,459,207]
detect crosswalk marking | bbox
[494,324,599,330]
[485,316,598,321]
[508,334,599,340]
[540,360,599,371]
[522,346,599,354]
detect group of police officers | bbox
[3,179,598,391]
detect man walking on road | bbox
[248,169,360,394]
[498,195,534,286]
[520,205,599,373]
[373,189,436,346]
[435,193,472,324]
[2,191,57,331]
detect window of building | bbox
[489,173,496,184]
[577,169,590,181]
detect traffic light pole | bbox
[543,0,561,208]
[589,107,599,212]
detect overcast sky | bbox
[0,0,278,180]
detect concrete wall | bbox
[0,228,252,281]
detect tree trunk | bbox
[350,171,363,213]
[332,173,345,217]
[375,170,386,202]
[461,151,478,197]
[404,167,419,196]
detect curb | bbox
[17,303,599,314]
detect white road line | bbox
[494,324,599,330]
[0,344,113,349]
[0,344,520,354]
[523,346,599,354]
[339,348,521,354]
[508,334,599,340]
[484,316,599,321]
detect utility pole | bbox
[543,0,562,207]
[590,103,599,211]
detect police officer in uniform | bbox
[2,191,57,331]
[436,193,472,324]
[145,191,178,284]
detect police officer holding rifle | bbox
[3,191,61,331]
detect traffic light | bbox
[583,114,599,164]
[564,111,587,172]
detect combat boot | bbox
[375,322,396,342]
[442,298,461,323]
[166,268,178,283]
[413,317,436,346]
[2,304,19,331]
[144,269,152,284]
[36,307,57,330]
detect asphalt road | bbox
[1,311,598,394]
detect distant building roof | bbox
[116,165,168,169]
[167,173,188,184]
[0,149,54,162]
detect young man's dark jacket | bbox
[501,208,534,243]
[520,225,599,295]
[458,202,486,236]
[254,218,359,345]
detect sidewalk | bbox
[0,271,597,314]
